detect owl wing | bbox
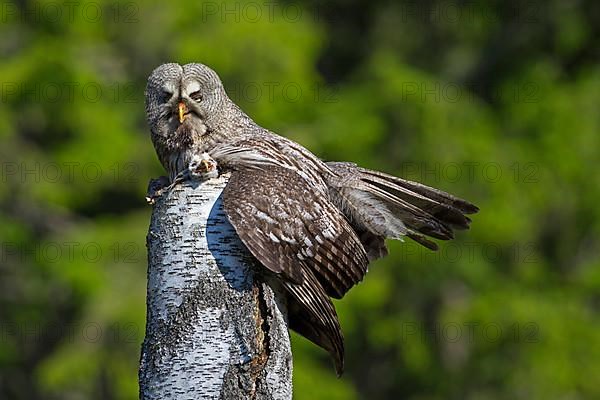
[222,165,369,375]
[222,165,369,300]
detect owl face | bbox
[145,63,228,173]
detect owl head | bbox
[145,63,229,143]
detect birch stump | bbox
[139,175,293,399]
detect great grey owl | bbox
[145,63,478,375]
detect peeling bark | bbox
[139,175,292,400]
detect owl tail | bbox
[326,162,478,256]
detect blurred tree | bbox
[1,0,599,399]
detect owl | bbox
[145,63,478,375]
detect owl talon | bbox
[202,159,212,172]
[148,154,218,203]
[189,153,219,180]
[146,176,171,205]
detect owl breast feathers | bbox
[145,63,478,375]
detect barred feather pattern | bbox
[223,166,369,300]
[222,163,369,376]
[326,162,479,253]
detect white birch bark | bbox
[139,174,292,400]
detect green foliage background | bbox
[1,0,599,399]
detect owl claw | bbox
[189,153,219,180]
[146,154,219,205]
[146,174,190,204]
[146,176,171,205]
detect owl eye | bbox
[189,91,203,101]
[161,90,173,103]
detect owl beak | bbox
[178,101,188,123]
